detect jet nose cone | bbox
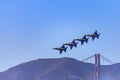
[53,48,56,50]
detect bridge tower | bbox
[82,54,114,80]
[94,54,100,80]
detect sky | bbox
[0,0,120,72]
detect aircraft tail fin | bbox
[94,30,97,35]
[96,33,100,39]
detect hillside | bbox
[0,57,120,80]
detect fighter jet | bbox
[53,44,68,54]
[64,40,78,49]
[85,31,100,41]
[75,35,89,45]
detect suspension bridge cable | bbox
[100,55,114,64]
[82,54,95,62]
[101,55,114,64]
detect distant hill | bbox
[0,57,120,80]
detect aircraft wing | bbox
[70,45,73,49]
[81,41,84,45]
[92,36,95,40]
[59,50,63,54]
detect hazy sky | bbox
[0,0,120,72]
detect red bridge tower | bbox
[94,54,100,80]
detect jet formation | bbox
[53,31,100,54]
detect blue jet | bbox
[75,35,89,45]
[85,31,100,41]
[53,44,68,54]
[64,40,78,49]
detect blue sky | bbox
[0,0,120,71]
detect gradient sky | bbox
[0,0,120,72]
